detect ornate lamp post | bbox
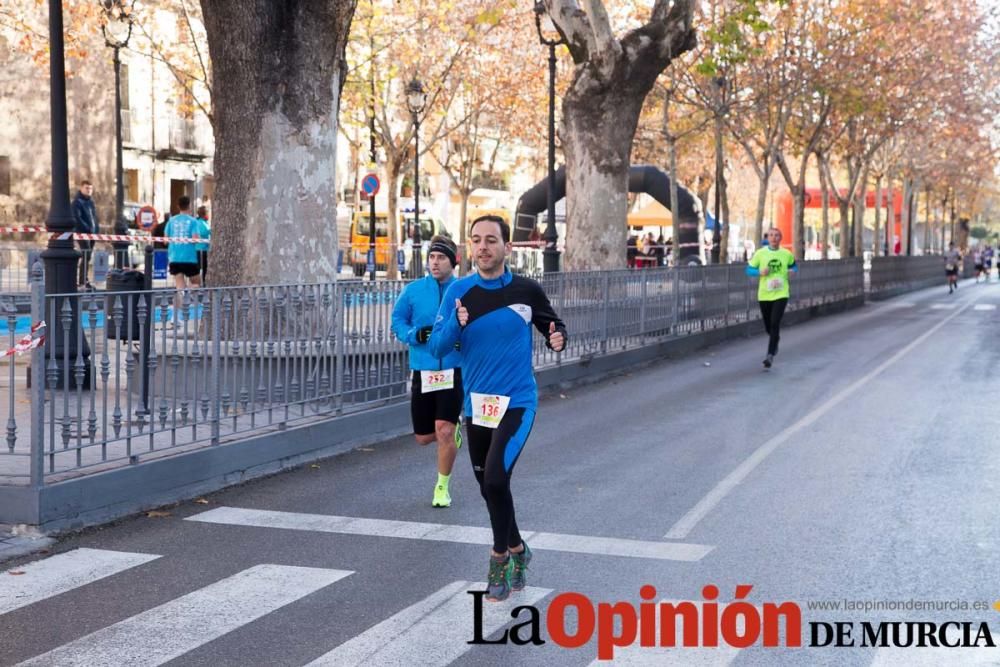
[711,74,726,264]
[99,0,135,268]
[405,78,427,278]
[534,1,565,273]
[43,0,89,385]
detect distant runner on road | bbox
[945,242,961,294]
[747,226,797,369]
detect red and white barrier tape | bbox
[0,226,49,234]
[2,321,45,358]
[2,228,206,244]
[55,232,207,244]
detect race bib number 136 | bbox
[471,392,510,429]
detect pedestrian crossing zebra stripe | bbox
[305,580,552,666]
[16,564,352,667]
[186,506,713,562]
[0,548,161,615]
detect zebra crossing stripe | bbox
[186,506,713,562]
[16,564,351,667]
[305,580,551,666]
[0,548,160,615]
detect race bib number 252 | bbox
[420,369,454,393]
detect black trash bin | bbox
[105,268,149,341]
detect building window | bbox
[0,156,10,196]
[124,169,139,202]
[120,62,131,110]
[120,62,133,144]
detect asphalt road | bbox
[2,277,999,667]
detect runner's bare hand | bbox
[548,321,565,352]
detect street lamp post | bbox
[100,0,134,269]
[534,1,565,274]
[44,0,89,386]
[368,54,378,282]
[405,78,427,279]
[711,75,726,264]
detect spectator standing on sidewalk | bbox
[72,179,99,288]
[196,205,211,286]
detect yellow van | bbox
[348,211,443,276]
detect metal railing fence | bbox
[0,257,886,487]
[869,255,948,296]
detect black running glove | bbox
[415,326,433,344]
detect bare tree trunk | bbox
[459,190,470,274]
[663,87,681,266]
[837,199,850,258]
[719,171,730,263]
[922,185,930,254]
[901,177,911,256]
[754,176,768,248]
[819,159,830,260]
[793,188,805,260]
[554,0,697,271]
[562,92,644,271]
[853,165,868,257]
[712,111,724,264]
[886,171,896,254]
[669,137,680,266]
[873,174,882,257]
[385,164,400,280]
[201,0,356,286]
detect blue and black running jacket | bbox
[429,267,567,416]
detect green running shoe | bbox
[486,554,513,602]
[510,542,532,591]
[432,484,451,508]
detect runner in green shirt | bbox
[746,227,797,368]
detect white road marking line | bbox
[974,304,997,311]
[187,507,713,562]
[0,548,160,615]
[931,303,957,310]
[17,564,352,667]
[305,580,551,666]
[664,299,975,540]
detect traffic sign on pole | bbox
[136,205,157,231]
[362,173,381,197]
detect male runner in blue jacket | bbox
[430,215,566,602]
[391,236,463,507]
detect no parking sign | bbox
[361,173,380,197]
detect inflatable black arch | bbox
[512,165,704,264]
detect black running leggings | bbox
[759,298,788,356]
[466,407,535,554]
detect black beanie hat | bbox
[428,241,457,267]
